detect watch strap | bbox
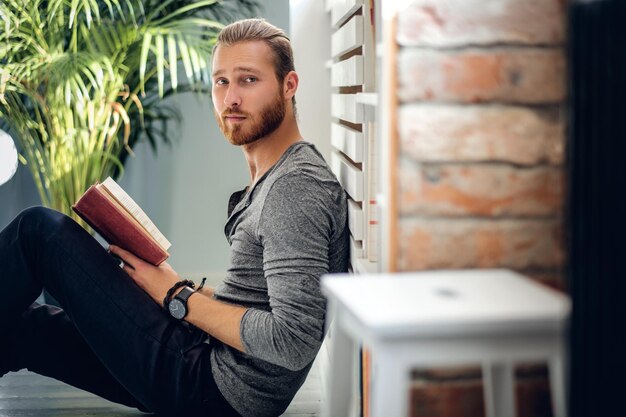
[176,286,195,303]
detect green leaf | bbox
[189,45,200,82]
[139,31,152,96]
[69,0,80,28]
[151,0,218,25]
[177,33,193,80]
[167,34,178,90]
[156,33,164,97]
[88,0,100,21]
[83,0,92,27]
[100,0,115,19]
[121,0,140,25]
[145,0,179,22]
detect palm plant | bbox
[0,0,260,227]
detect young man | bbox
[0,18,349,417]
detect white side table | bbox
[320,269,571,417]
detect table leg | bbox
[548,355,567,417]
[371,350,409,417]
[323,317,356,417]
[482,362,516,417]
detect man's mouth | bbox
[224,114,246,123]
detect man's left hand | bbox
[108,244,180,307]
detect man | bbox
[0,18,349,417]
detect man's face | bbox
[211,41,286,146]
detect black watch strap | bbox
[176,286,195,303]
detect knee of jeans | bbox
[19,206,60,224]
[19,206,55,218]
[17,206,69,237]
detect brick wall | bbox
[393,0,567,416]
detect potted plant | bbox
[0,0,260,227]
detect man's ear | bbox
[283,71,298,100]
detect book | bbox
[72,177,171,265]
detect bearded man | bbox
[0,18,349,417]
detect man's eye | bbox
[244,77,257,83]
[215,79,227,86]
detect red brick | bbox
[410,379,485,417]
[399,162,564,217]
[412,367,482,381]
[397,0,566,47]
[516,366,554,417]
[399,104,565,165]
[409,364,553,417]
[398,218,564,271]
[523,270,567,292]
[412,364,549,382]
[516,363,549,379]
[398,48,566,104]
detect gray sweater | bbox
[211,142,350,417]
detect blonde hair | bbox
[215,18,296,107]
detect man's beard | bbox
[215,90,286,146]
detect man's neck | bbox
[241,117,302,186]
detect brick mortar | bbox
[398,43,565,52]
[399,157,566,170]
[397,214,563,222]
[399,102,565,110]
[399,45,565,54]
[399,99,567,106]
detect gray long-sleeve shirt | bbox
[211,141,350,417]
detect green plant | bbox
[0,0,260,226]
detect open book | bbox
[72,177,171,265]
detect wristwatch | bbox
[168,286,195,320]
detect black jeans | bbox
[0,207,241,416]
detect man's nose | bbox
[224,85,241,108]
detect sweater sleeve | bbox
[239,173,339,371]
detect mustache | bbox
[221,108,249,118]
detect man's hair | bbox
[214,18,297,109]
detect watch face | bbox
[168,299,187,320]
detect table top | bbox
[321,269,571,338]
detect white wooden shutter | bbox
[328,0,378,274]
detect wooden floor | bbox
[0,358,322,417]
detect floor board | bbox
[0,358,322,416]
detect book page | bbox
[100,177,172,250]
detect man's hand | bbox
[108,244,180,307]
[109,245,247,352]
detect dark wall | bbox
[568,0,626,415]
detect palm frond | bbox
[46,52,119,105]
[136,18,220,97]
[143,0,262,23]
[1,0,262,221]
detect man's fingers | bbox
[109,245,141,268]
[121,262,134,276]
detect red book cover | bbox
[72,184,169,265]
